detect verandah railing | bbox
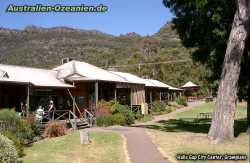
[52,109,94,128]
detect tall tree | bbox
[208,0,249,141]
[163,0,250,141]
[248,79,250,133]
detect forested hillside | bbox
[0,23,209,91]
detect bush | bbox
[151,101,167,113]
[175,97,188,106]
[43,121,66,138]
[0,134,18,162]
[96,113,127,126]
[4,132,24,157]
[136,114,153,122]
[94,100,118,116]
[25,114,40,136]
[112,113,126,125]
[165,106,174,113]
[96,115,114,126]
[96,102,136,126]
[134,112,144,119]
[112,103,135,125]
[0,109,34,141]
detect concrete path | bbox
[105,126,171,163]
[134,101,205,126]
[86,101,205,163]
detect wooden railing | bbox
[52,109,94,128]
[130,105,141,114]
[0,120,6,133]
[67,89,95,126]
[0,121,15,133]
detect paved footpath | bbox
[87,101,205,163]
[105,126,171,163]
[134,101,205,126]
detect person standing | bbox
[48,100,56,121]
[20,101,26,117]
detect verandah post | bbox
[95,81,99,112]
[26,83,30,117]
[130,88,133,109]
[159,92,162,102]
[114,87,117,101]
[150,90,153,104]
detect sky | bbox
[0,0,173,36]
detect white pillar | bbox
[114,88,117,101]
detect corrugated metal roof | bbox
[0,61,184,91]
[165,84,183,91]
[109,71,147,85]
[110,71,170,89]
[0,64,73,88]
[145,79,169,88]
[181,81,199,88]
[54,61,130,83]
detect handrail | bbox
[68,110,77,129]
[67,89,84,117]
[54,111,68,121]
[67,88,94,126]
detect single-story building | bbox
[0,60,183,120]
[53,61,147,115]
[0,64,73,115]
[109,71,170,110]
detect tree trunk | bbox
[247,79,250,133]
[208,0,249,142]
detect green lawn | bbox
[22,131,127,163]
[146,102,249,163]
[175,102,246,119]
[147,102,247,135]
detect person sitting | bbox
[35,106,44,122]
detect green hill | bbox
[0,23,209,90]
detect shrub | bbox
[136,114,153,122]
[96,115,114,126]
[43,121,66,138]
[151,101,167,113]
[175,97,188,106]
[112,103,135,125]
[96,113,127,126]
[134,112,144,120]
[165,106,174,113]
[25,114,40,136]
[112,113,126,125]
[4,132,24,157]
[96,100,114,116]
[0,134,18,162]
[0,109,34,141]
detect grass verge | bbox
[22,131,127,163]
[146,102,249,163]
[147,130,249,163]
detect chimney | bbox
[61,57,73,64]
